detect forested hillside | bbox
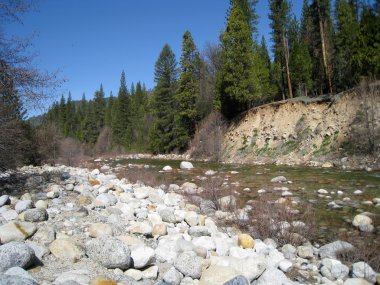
[2,0,380,169]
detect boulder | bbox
[0,242,35,272]
[24,209,48,222]
[49,239,84,261]
[185,211,199,227]
[159,208,177,223]
[1,210,18,222]
[142,265,159,279]
[125,268,142,281]
[134,187,152,199]
[3,267,37,283]
[174,251,202,279]
[257,268,292,285]
[34,200,48,209]
[319,240,354,259]
[278,259,293,273]
[86,236,131,269]
[281,244,296,259]
[320,258,349,280]
[0,222,37,244]
[238,233,255,249]
[180,161,194,170]
[131,245,155,269]
[343,278,372,285]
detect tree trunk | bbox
[283,32,293,99]
[316,0,333,94]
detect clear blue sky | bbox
[5,0,302,112]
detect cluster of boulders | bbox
[0,165,378,285]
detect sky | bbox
[4,0,302,113]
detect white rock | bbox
[278,259,293,273]
[142,265,158,279]
[0,195,10,206]
[180,161,194,170]
[163,165,173,171]
[282,191,293,197]
[271,176,287,183]
[205,170,217,176]
[352,214,372,227]
[15,200,33,213]
[185,211,199,227]
[192,236,216,251]
[163,267,182,285]
[1,210,18,221]
[354,190,363,195]
[257,189,266,194]
[318,189,329,194]
[352,262,376,283]
[131,245,155,269]
[125,268,142,281]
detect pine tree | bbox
[58,95,66,133]
[105,91,114,127]
[175,30,202,150]
[149,44,178,153]
[112,71,131,147]
[82,100,98,144]
[93,84,106,131]
[334,0,360,90]
[64,92,76,137]
[216,0,260,119]
[75,93,87,141]
[269,0,293,100]
[288,17,313,96]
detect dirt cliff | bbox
[222,83,380,169]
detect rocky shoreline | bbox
[0,164,378,285]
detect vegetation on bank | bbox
[1,0,380,170]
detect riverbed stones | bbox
[88,223,113,238]
[174,251,202,279]
[94,193,117,207]
[180,161,194,170]
[199,265,242,285]
[0,222,37,243]
[49,239,84,261]
[320,258,349,280]
[0,242,35,273]
[23,208,48,222]
[131,245,155,268]
[238,233,255,249]
[86,236,131,269]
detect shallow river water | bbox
[103,157,380,243]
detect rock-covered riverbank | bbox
[0,164,378,285]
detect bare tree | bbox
[0,0,61,170]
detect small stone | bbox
[0,242,35,272]
[34,200,48,209]
[174,251,202,279]
[0,222,37,243]
[0,195,10,206]
[271,176,287,183]
[278,259,293,273]
[54,269,91,285]
[205,170,217,176]
[188,226,210,237]
[24,209,48,222]
[180,161,194,170]
[128,221,153,236]
[281,244,296,259]
[185,211,199,227]
[352,214,372,227]
[49,239,84,261]
[95,193,117,207]
[352,262,376,283]
[159,208,176,223]
[142,265,158,279]
[238,233,255,249]
[125,269,142,281]
[15,200,33,214]
[88,223,113,238]
[90,276,117,285]
[297,245,314,259]
[163,165,173,171]
[163,267,182,285]
[318,189,329,194]
[257,189,266,194]
[152,223,167,237]
[131,245,155,269]
[353,190,363,195]
[1,210,18,222]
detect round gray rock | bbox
[15,200,33,214]
[0,195,10,207]
[0,242,35,272]
[86,236,131,269]
[174,251,202,279]
[24,209,48,222]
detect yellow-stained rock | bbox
[89,178,100,186]
[90,276,117,285]
[78,195,91,205]
[49,239,84,261]
[152,223,167,237]
[238,233,255,249]
[18,212,26,221]
[88,223,113,238]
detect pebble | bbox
[49,239,85,261]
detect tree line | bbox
[1,0,379,169]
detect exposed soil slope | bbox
[222,84,380,169]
